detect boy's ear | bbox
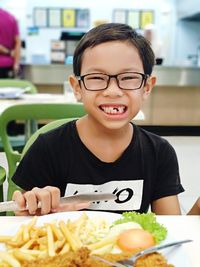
[69,75,82,102]
[142,75,156,100]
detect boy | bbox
[12,23,184,216]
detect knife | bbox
[0,193,116,212]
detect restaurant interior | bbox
[0,0,199,266]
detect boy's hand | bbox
[12,186,90,216]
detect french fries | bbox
[0,213,113,267]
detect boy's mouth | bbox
[99,105,127,114]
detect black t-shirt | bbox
[12,120,184,213]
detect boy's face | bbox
[70,41,156,130]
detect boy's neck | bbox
[76,117,133,162]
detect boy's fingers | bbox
[12,190,26,210]
[43,186,60,210]
[13,187,87,215]
[12,190,37,216]
[23,191,38,214]
[32,187,51,215]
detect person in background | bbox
[143,23,164,65]
[0,7,21,78]
[12,23,184,216]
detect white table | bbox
[0,215,199,267]
[0,93,76,114]
[0,93,145,120]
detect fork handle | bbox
[121,239,193,265]
[136,239,193,256]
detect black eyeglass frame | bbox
[76,72,149,91]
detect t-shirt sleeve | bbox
[151,140,184,201]
[12,134,55,191]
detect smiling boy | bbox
[12,23,184,215]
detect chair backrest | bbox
[0,166,6,203]
[0,103,86,200]
[0,79,38,151]
[22,118,74,156]
[0,79,37,94]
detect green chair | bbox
[22,118,74,156]
[0,166,6,202]
[0,103,86,201]
[0,79,38,152]
[0,165,6,215]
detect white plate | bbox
[0,87,24,99]
[0,211,191,266]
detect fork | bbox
[92,239,193,267]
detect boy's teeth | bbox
[101,106,125,114]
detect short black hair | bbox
[73,23,155,76]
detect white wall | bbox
[176,0,200,19]
[175,0,200,66]
[175,21,200,66]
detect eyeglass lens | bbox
[83,72,145,90]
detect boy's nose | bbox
[103,78,123,97]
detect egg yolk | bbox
[117,228,155,252]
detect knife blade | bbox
[0,193,117,212]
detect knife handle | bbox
[0,200,42,212]
[0,201,20,212]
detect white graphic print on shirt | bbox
[65,180,143,210]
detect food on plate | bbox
[112,211,167,244]
[0,212,173,267]
[117,228,155,252]
[0,248,174,267]
[133,252,174,267]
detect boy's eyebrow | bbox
[83,67,107,73]
[82,67,144,74]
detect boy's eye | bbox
[87,75,106,81]
[121,75,139,81]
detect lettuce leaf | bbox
[112,212,167,244]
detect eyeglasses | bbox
[76,72,149,91]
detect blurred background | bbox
[1,0,200,67]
